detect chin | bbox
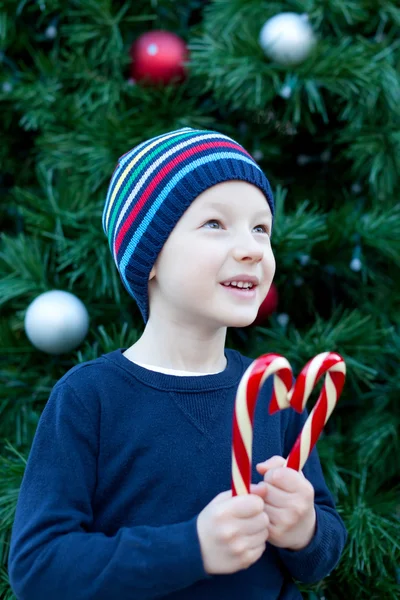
[222,312,259,329]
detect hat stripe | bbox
[110,133,252,258]
[109,133,200,248]
[114,140,253,258]
[107,132,201,250]
[118,151,264,291]
[104,129,194,234]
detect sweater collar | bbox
[102,348,244,391]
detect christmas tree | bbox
[1,1,400,598]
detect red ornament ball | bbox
[252,282,279,325]
[130,30,189,85]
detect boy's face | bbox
[148,180,276,329]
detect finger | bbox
[264,466,304,493]
[250,482,268,501]
[246,529,270,550]
[213,489,234,504]
[266,520,283,541]
[256,455,286,474]
[243,544,267,566]
[263,482,293,508]
[240,512,270,536]
[284,464,306,479]
[262,504,286,527]
[231,494,265,518]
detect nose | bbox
[231,231,264,263]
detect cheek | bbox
[264,247,276,277]
[259,251,276,296]
[178,240,219,274]
[159,244,215,294]
[181,253,222,300]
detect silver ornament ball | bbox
[24,290,89,354]
[259,12,316,65]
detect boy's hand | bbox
[256,456,316,551]
[197,483,270,575]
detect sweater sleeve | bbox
[8,382,211,600]
[276,406,348,584]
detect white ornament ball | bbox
[277,313,290,327]
[297,154,310,166]
[259,12,316,66]
[294,276,304,287]
[2,81,13,93]
[24,290,89,354]
[320,149,331,162]
[350,258,362,272]
[45,25,57,39]
[299,254,310,266]
[279,84,292,99]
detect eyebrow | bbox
[203,201,271,220]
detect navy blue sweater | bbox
[8,348,347,599]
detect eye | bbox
[254,224,270,235]
[203,219,222,229]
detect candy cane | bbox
[231,352,346,496]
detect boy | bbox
[8,127,347,599]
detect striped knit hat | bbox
[102,126,274,323]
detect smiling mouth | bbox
[220,283,257,298]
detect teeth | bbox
[223,281,254,288]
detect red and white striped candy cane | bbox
[231,352,346,496]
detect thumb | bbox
[212,489,235,504]
[250,482,268,500]
[256,455,286,475]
